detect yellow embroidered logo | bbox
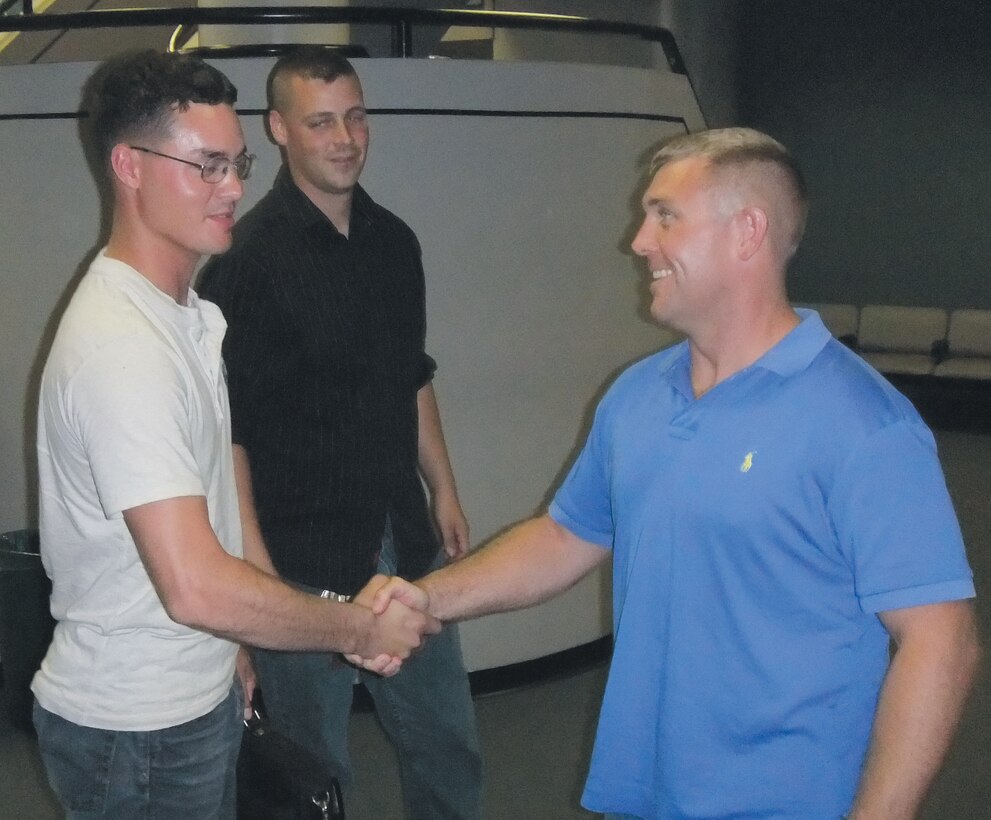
[740,451,756,473]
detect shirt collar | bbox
[755,308,832,377]
[274,164,375,235]
[657,308,832,391]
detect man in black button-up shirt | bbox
[198,47,482,818]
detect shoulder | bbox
[802,339,924,432]
[226,185,289,249]
[200,187,291,271]
[46,318,186,433]
[610,343,685,397]
[50,273,158,372]
[356,186,421,247]
[197,198,282,301]
[592,342,686,424]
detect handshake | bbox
[345,574,438,677]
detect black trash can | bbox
[0,529,55,731]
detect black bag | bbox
[236,697,345,820]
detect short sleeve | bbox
[417,353,438,388]
[67,338,205,518]
[549,403,615,547]
[828,419,975,613]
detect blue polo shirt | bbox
[550,310,974,819]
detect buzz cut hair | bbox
[650,127,809,263]
[266,46,359,114]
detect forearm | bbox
[177,548,373,653]
[232,444,278,576]
[124,496,417,659]
[416,382,471,558]
[416,382,459,498]
[848,601,981,819]
[418,514,609,622]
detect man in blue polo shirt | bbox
[362,127,981,819]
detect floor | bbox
[1,429,989,819]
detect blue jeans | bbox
[252,531,482,820]
[33,684,243,819]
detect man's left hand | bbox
[235,646,257,720]
[433,490,470,560]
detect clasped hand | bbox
[346,574,438,677]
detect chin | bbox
[205,234,234,255]
[322,179,358,196]
[649,301,669,324]
[650,304,685,333]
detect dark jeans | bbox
[33,684,243,819]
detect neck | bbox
[105,215,197,305]
[290,169,354,237]
[688,298,799,399]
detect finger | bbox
[353,573,391,607]
[363,654,398,675]
[449,523,470,560]
[241,679,254,719]
[343,652,382,672]
[377,657,403,678]
[371,579,413,614]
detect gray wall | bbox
[740,0,991,309]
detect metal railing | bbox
[1,0,31,17]
[0,5,686,73]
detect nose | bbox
[331,118,356,146]
[217,168,243,202]
[631,218,655,257]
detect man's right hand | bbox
[347,576,440,676]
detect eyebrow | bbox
[643,196,674,211]
[197,147,248,160]
[305,106,367,119]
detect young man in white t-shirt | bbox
[32,49,439,819]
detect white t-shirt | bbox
[32,250,243,731]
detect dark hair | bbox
[266,46,359,113]
[87,49,237,182]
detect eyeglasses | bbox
[129,145,255,183]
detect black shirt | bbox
[198,166,439,595]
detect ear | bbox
[268,110,287,147]
[110,143,141,190]
[736,205,769,261]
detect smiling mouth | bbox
[651,268,673,280]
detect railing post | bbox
[391,17,412,58]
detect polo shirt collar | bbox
[273,164,376,235]
[755,308,832,377]
[658,308,832,395]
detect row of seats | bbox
[802,303,991,380]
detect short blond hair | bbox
[651,127,808,263]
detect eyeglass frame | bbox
[128,145,255,183]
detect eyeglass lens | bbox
[201,153,254,183]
